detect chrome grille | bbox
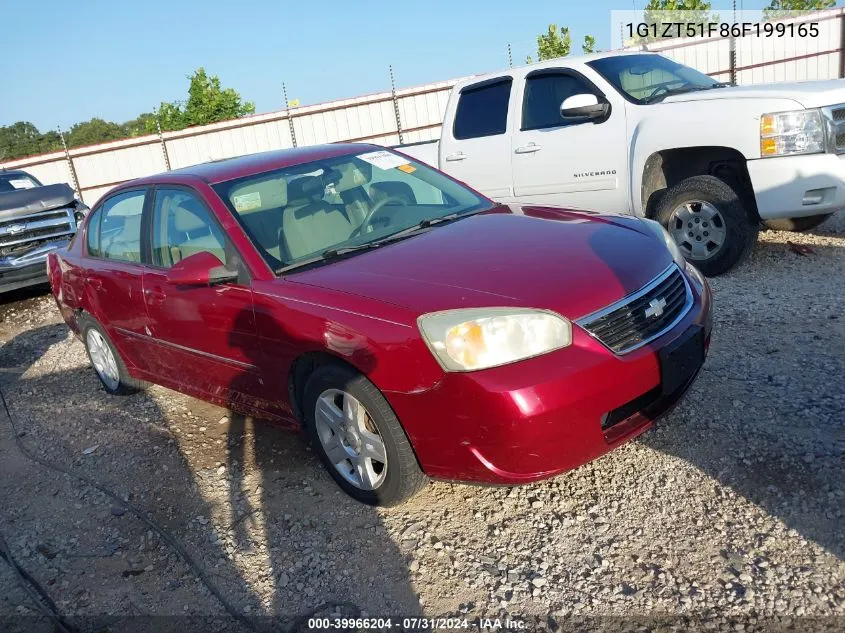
[823,104,845,153]
[0,207,76,252]
[576,265,693,355]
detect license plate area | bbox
[658,325,705,396]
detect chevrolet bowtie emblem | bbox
[644,297,667,319]
[6,223,26,235]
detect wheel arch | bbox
[287,351,366,424]
[639,146,759,222]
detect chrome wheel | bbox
[314,389,387,491]
[86,329,119,391]
[668,201,727,261]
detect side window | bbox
[453,79,512,140]
[151,189,229,269]
[86,208,102,257]
[99,191,145,263]
[522,73,598,131]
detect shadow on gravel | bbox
[0,322,421,632]
[224,308,422,621]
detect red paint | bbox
[48,143,713,485]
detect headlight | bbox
[640,218,686,267]
[760,109,825,157]
[417,308,572,372]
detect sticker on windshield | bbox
[232,191,262,212]
[9,179,35,189]
[358,150,409,170]
[396,163,416,174]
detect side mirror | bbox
[166,251,238,286]
[560,94,609,121]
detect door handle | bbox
[445,152,467,162]
[144,287,166,305]
[514,143,542,154]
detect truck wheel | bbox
[763,214,831,232]
[655,175,758,277]
[78,314,145,395]
[303,363,427,506]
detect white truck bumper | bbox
[747,153,845,220]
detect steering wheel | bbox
[645,84,671,101]
[350,196,407,238]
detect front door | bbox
[511,69,628,213]
[438,77,515,201]
[141,187,267,411]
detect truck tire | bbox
[78,313,146,395]
[302,363,427,506]
[763,214,831,232]
[655,175,758,277]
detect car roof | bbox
[126,142,378,187]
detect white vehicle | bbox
[397,51,845,276]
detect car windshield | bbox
[588,54,724,104]
[213,149,492,272]
[0,172,40,193]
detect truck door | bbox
[511,69,628,213]
[438,77,515,201]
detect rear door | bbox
[438,77,515,200]
[511,69,628,212]
[83,189,155,372]
[140,187,268,411]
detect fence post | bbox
[507,43,513,68]
[282,83,297,148]
[729,0,738,85]
[153,107,171,171]
[57,127,82,202]
[389,65,404,145]
[839,13,845,79]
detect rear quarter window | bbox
[453,78,512,140]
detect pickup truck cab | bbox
[399,51,845,276]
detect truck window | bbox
[453,79,512,140]
[522,73,597,130]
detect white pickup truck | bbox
[397,51,845,276]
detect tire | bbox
[763,214,831,232]
[78,313,145,395]
[655,175,758,277]
[302,363,427,506]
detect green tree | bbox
[527,24,571,63]
[153,68,256,131]
[0,122,62,160]
[634,0,719,43]
[763,0,835,20]
[121,112,158,137]
[66,118,126,148]
[582,34,597,53]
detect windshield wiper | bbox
[275,212,475,274]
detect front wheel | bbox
[302,363,427,506]
[763,214,831,232]
[655,175,758,277]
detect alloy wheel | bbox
[668,200,727,261]
[314,388,387,491]
[86,329,120,391]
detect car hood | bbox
[287,205,674,320]
[663,80,845,108]
[0,183,77,219]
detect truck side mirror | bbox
[560,94,609,122]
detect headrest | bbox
[172,204,207,232]
[229,176,287,214]
[332,161,372,193]
[287,175,324,202]
[370,181,417,205]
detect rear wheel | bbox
[78,314,145,395]
[763,214,831,232]
[655,175,758,277]
[302,363,427,506]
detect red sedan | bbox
[47,144,712,505]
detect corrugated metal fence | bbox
[4,8,845,204]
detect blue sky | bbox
[0,0,813,130]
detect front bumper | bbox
[0,240,70,293]
[748,153,845,220]
[387,266,713,485]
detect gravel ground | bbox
[0,217,843,632]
